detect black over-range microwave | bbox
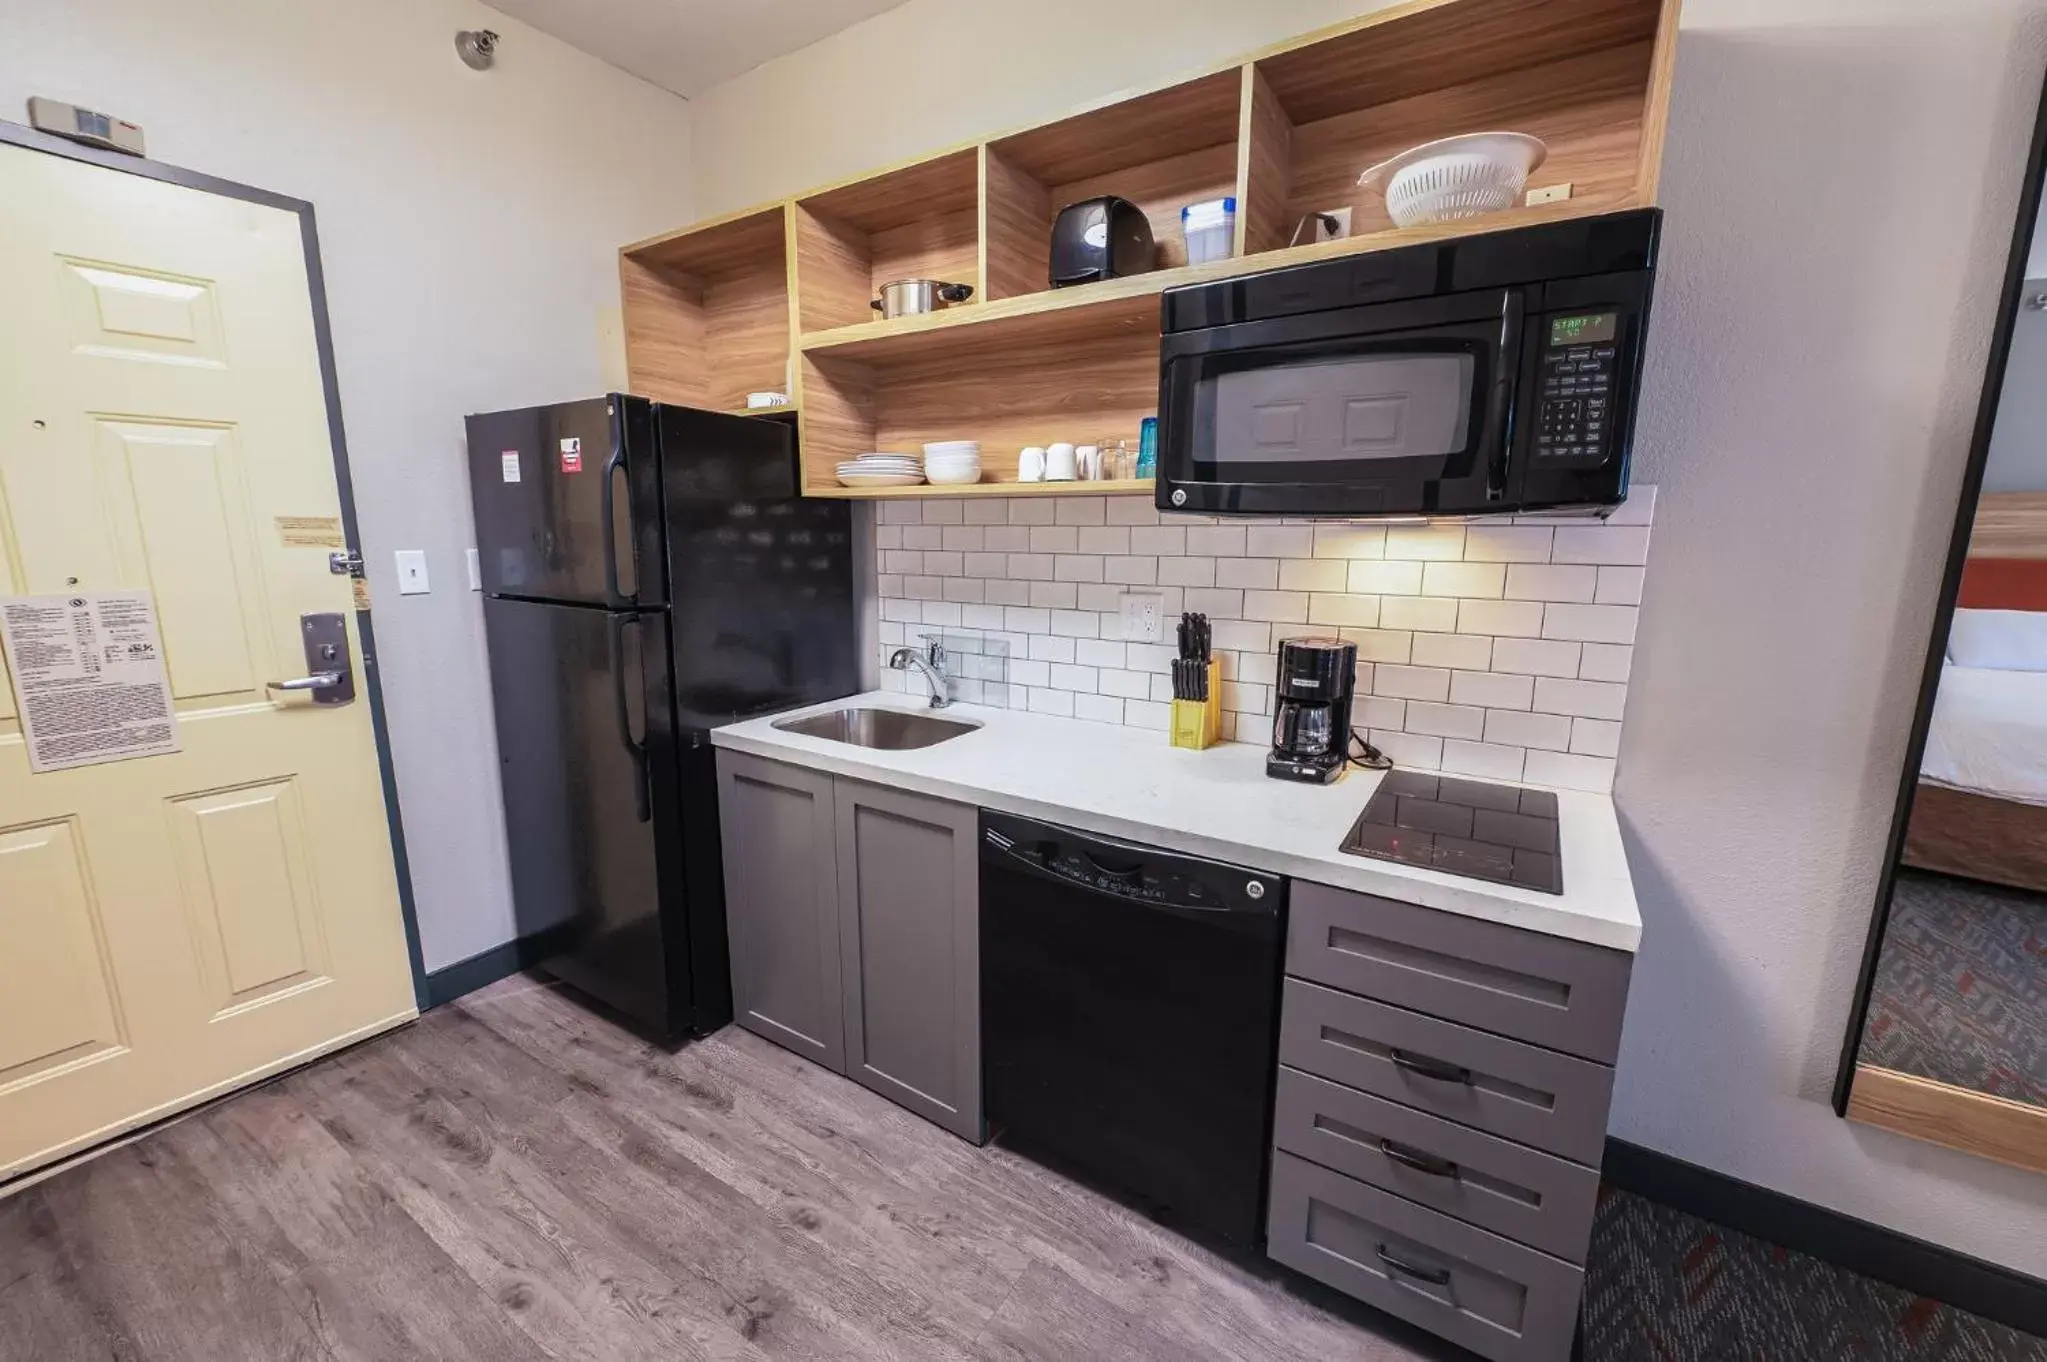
[1155,209,1660,517]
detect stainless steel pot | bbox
[872,278,974,319]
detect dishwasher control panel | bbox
[982,818,1281,915]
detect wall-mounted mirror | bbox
[1836,77,2047,1173]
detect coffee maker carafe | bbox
[1268,638,1357,784]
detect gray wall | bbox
[1983,281,2047,493]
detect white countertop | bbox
[713,692,1642,953]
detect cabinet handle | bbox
[1378,1138,1459,1179]
[1376,1245,1453,1287]
[1389,1048,1472,1086]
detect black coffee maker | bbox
[1268,637,1358,784]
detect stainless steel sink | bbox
[772,706,982,750]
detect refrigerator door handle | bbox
[601,441,637,608]
[607,613,651,823]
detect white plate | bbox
[837,472,926,488]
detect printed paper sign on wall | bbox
[0,591,180,773]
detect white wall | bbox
[0,0,695,971]
[685,0,2047,1273]
[1982,303,2047,492]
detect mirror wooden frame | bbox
[1832,71,2047,1174]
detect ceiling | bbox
[480,0,910,98]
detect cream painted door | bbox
[0,142,417,1182]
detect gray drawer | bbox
[1274,1067,1599,1262]
[1288,881,1631,1062]
[1268,1151,1583,1362]
[1280,979,1613,1164]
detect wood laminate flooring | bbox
[0,976,1454,1362]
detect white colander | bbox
[1357,132,1549,229]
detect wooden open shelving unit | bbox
[620,0,1681,499]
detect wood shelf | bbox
[617,0,1681,499]
[812,479,1153,500]
[728,403,797,418]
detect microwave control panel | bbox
[1534,312,1620,465]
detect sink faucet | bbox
[889,642,952,708]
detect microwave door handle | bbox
[1487,291,1526,501]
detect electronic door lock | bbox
[267,612,354,705]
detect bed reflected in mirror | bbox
[1838,87,2047,1173]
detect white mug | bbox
[1046,441,1077,481]
[1018,446,1047,482]
[1077,444,1101,480]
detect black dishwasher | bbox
[979,811,1287,1249]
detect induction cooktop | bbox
[1339,770,1562,894]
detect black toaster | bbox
[1049,195,1155,288]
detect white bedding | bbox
[1920,663,2047,806]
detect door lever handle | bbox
[267,672,344,693]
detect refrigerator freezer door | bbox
[659,407,860,728]
[467,395,668,608]
[481,594,688,1034]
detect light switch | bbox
[466,547,481,591]
[394,549,430,595]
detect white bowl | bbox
[922,441,981,456]
[925,466,982,485]
[1357,132,1548,229]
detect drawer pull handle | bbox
[1389,1048,1472,1085]
[1377,1245,1454,1287]
[1379,1138,1460,1179]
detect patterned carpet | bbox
[1861,869,2047,1104]
[1583,1188,2047,1360]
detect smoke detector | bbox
[455,29,499,70]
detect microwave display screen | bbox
[1207,351,1476,466]
[1550,312,1618,346]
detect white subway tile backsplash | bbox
[1462,526,1554,563]
[1412,633,1492,671]
[1129,525,1186,555]
[1571,717,1622,758]
[1343,628,1412,664]
[1456,599,1545,638]
[1348,560,1425,595]
[1379,596,1459,633]
[1533,676,1627,721]
[1405,701,1486,740]
[1505,564,1597,603]
[1441,740,1528,782]
[1484,708,1572,752]
[1386,525,1466,560]
[1158,557,1216,587]
[1216,558,1279,590]
[1309,593,1380,628]
[1596,566,1645,605]
[1579,643,1633,683]
[1523,749,1616,793]
[864,491,1654,773]
[1245,526,1312,558]
[1542,603,1638,645]
[1314,525,1386,560]
[1450,668,1533,710]
[1553,526,1649,566]
[1028,687,1076,716]
[1374,664,1451,702]
[1422,562,1505,599]
[1186,525,1248,557]
[1279,558,1349,593]
[1074,692,1125,724]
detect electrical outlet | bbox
[1526,182,1573,207]
[466,547,481,591]
[1120,592,1165,643]
[1322,207,1352,240]
[394,549,430,595]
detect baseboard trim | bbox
[1603,1138,2047,1338]
[421,931,563,1009]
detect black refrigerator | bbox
[466,394,857,1041]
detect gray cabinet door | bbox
[834,778,982,1142]
[716,752,845,1070]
